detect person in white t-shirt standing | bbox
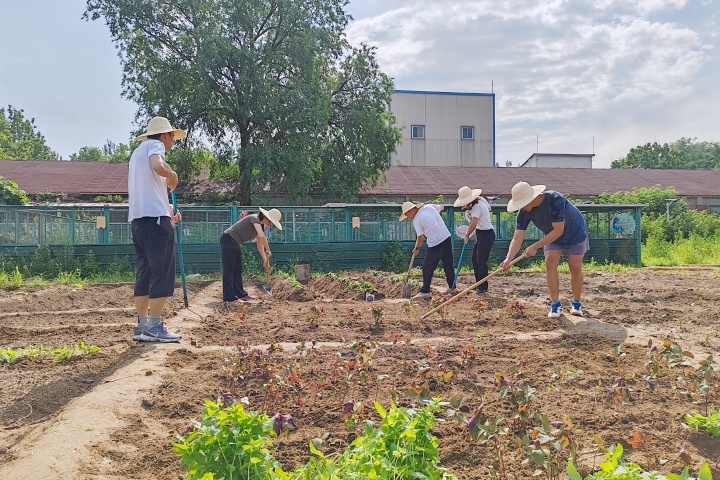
[399,202,456,300]
[128,116,185,343]
[454,186,495,294]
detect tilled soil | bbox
[0,268,719,479]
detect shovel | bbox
[262,267,273,296]
[401,251,418,299]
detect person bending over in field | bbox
[500,182,589,318]
[399,202,455,300]
[454,186,495,294]
[220,208,283,303]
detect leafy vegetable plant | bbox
[567,443,713,480]
[685,405,720,438]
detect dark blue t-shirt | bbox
[515,191,588,246]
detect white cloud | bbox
[346,0,718,166]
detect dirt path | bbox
[0,276,718,480]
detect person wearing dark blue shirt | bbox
[500,182,589,318]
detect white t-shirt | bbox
[128,140,171,222]
[413,204,451,247]
[470,199,494,231]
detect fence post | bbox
[634,206,642,266]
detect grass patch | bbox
[643,233,720,266]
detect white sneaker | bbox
[548,301,563,318]
[412,291,432,300]
[570,301,584,317]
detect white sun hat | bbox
[259,208,283,230]
[453,186,483,207]
[136,116,187,141]
[399,201,423,221]
[506,181,546,212]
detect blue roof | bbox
[394,89,493,97]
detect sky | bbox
[0,0,717,168]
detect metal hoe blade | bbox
[263,270,273,296]
[401,252,417,299]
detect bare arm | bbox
[150,154,178,191]
[412,235,425,255]
[254,222,271,270]
[523,221,564,257]
[464,216,479,243]
[500,229,526,270]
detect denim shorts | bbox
[543,236,590,256]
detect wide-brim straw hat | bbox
[507,182,546,212]
[453,186,483,207]
[259,208,283,230]
[136,116,187,141]
[399,201,423,221]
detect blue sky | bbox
[1,0,717,168]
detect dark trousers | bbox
[472,229,496,292]
[131,216,176,299]
[220,233,247,301]
[420,236,455,293]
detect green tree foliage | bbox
[0,174,30,205]
[0,106,59,160]
[70,146,105,161]
[70,140,134,162]
[592,186,720,242]
[611,138,720,170]
[85,0,401,205]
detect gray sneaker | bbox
[412,291,432,300]
[132,315,149,340]
[442,287,458,296]
[134,317,182,343]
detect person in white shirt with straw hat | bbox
[399,202,456,300]
[221,208,283,303]
[128,116,185,342]
[499,182,589,318]
[454,186,495,294]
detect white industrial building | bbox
[389,90,495,167]
[520,153,594,168]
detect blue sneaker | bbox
[570,300,584,317]
[548,301,563,318]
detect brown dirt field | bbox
[0,268,719,479]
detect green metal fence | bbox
[0,203,644,272]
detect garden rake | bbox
[419,253,526,320]
[401,251,418,299]
[171,191,188,308]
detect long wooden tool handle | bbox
[404,252,417,283]
[419,254,526,320]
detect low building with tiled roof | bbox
[362,166,720,212]
[0,160,718,212]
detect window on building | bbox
[411,125,425,139]
[461,126,474,140]
[711,206,720,215]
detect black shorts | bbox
[131,216,176,299]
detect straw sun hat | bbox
[506,182,546,212]
[453,186,483,208]
[399,201,423,221]
[259,208,283,230]
[136,116,187,141]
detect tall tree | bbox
[612,138,720,169]
[0,106,59,160]
[85,0,401,205]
